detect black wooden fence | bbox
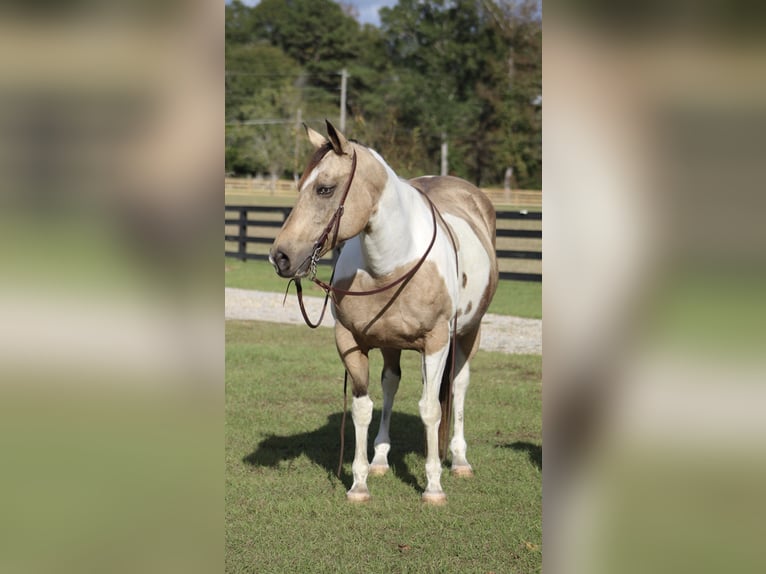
[225,205,541,282]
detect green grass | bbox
[225,259,542,319]
[226,321,541,573]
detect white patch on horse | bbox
[362,150,442,278]
[299,165,320,193]
[333,235,363,284]
[443,214,492,332]
[419,346,450,503]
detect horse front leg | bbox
[420,325,451,505]
[370,348,401,476]
[336,324,372,502]
[451,327,481,477]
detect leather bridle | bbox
[302,149,358,285]
[285,149,447,329]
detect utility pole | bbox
[339,68,348,132]
[441,132,448,176]
[293,108,302,181]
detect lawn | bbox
[226,321,542,573]
[225,259,542,319]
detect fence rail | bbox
[225,178,542,207]
[225,178,296,195]
[225,205,542,282]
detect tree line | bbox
[225,0,541,189]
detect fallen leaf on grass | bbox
[524,541,540,551]
[397,544,411,553]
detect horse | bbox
[269,121,498,504]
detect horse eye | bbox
[316,184,335,197]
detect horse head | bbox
[269,121,379,278]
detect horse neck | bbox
[360,159,432,278]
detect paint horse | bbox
[270,121,498,504]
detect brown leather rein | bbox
[285,149,445,329]
[282,148,460,475]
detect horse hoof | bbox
[451,465,474,478]
[368,464,389,476]
[421,491,447,506]
[346,489,371,503]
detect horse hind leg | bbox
[420,328,451,505]
[370,348,401,476]
[449,359,473,476]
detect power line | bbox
[225,70,347,78]
[225,72,301,77]
[225,88,340,100]
[226,118,324,127]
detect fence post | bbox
[238,207,247,261]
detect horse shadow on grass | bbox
[499,441,542,470]
[243,410,426,493]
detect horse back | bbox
[409,175,497,254]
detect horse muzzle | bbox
[269,243,313,279]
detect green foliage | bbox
[225,44,303,176]
[225,0,541,188]
[251,0,361,89]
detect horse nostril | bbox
[273,249,291,275]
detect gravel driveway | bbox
[225,287,541,355]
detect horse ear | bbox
[325,120,350,155]
[304,123,328,149]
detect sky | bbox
[232,0,398,27]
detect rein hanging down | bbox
[284,149,455,330]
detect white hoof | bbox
[451,465,474,478]
[346,487,371,503]
[421,491,447,505]
[368,463,389,476]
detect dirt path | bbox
[225,288,541,355]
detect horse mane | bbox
[297,139,368,191]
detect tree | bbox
[374,0,512,184]
[486,0,542,188]
[384,0,540,188]
[225,0,255,45]
[250,0,361,91]
[224,0,542,188]
[225,44,302,176]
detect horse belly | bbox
[332,252,453,351]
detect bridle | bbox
[282,146,460,474]
[302,149,358,286]
[285,149,446,329]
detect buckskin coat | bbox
[270,121,498,504]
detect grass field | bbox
[226,321,542,573]
[224,259,542,319]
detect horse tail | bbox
[438,340,455,460]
